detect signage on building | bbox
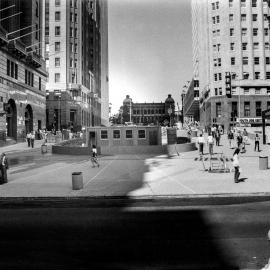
[225,72,231,98]
[237,118,269,125]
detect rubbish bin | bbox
[259,156,268,170]
[41,144,47,154]
[72,172,83,190]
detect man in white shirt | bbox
[207,133,214,155]
[197,134,205,155]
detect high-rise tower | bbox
[45,0,108,131]
[192,0,270,131]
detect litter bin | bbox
[72,172,83,190]
[41,144,47,154]
[259,156,268,170]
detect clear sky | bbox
[108,0,193,114]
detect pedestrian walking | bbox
[0,153,9,184]
[254,133,260,152]
[197,134,205,155]
[242,128,248,151]
[215,130,221,146]
[227,130,234,149]
[90,145,100,168]
[30,131,35,148]
[237,133,243,149]
[207,133,214,155]
[26,131,31,147]
[232,148,241,183]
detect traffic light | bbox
[225,72,231,98]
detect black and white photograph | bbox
[0,0,270,269]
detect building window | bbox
[215,88,218,95]
[55,73,60,82]
[55,57,60,67]
[242,42,247,50]
[266,72,270,79]
[254,42,259,50]
[70,58,73,67]
[74,28,77,38]
[25,70,34,86]
[55,26,60,36]
[241,0,246,7]
[36,1,39,17]
[55,11,60,21]
[55,42,60,51]
[75,13,78,23]
[252,14,257,21]
[242,28,247,36]
[232,102,238,117]
[219,73,222,80]
[212,17,216,24]
[265,28,269,36]
[254,57,260,65]
[74,0,77,8]
[243,57,248,65]
[212,3,215,10]
[101,130,108,139]
[229,0,233,7]
[252,0,257,7]
[253,28,258,36]
[70,27,73,37]
[264,14,268,21]
[266,43,270,50]
[126,130,133,139]
[219,87,222,95]
[216,103,221,117]
[216,15,220,23]
[55,0,60,6]
[229,14,233,21]
[231,57,235,65]
[241,14,246,21]
[230,42,235,50]
[266,57,270,64]
[256,101,261,117]
[230,28,234,36]
[113,130,120,139]
[39,77,41,90]
[214,73,218,81]
[244,102,250,117]
[216,2,219,9]
[7,59,18,79]
[255,72,260,79]
[138,129,146,139]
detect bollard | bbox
[72,172,83,190]
[259,156,268,170]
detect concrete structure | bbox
[192,0,270,131]
[120,94,176,126]
[86,126,165,154]
[45,0,109,132]
[0,0,47,144]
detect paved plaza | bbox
[0,134,269,198]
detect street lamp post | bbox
[181,88,187,127]
[168,106,172,127]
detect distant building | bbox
[192,0,270,130]
[45,0,109,132]
[0,0,47,143]
[183,79,200,122]
[120,94,176,126]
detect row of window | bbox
[211,2,220,10]
[216,100,269,118]
[133,109,165,115]
[230,28,269,37]
[215,88,270,96]
[229,0,268,8]
[228,13,268,23]
[101,130,146,140]
[54,26,78,38]
[230,56,270,66]
[230,42,270,50]
[214,71,270,80]
[7,60,42,90]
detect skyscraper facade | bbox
[192,0,270,131]
[45,0,108,132]
[0,0,47,143]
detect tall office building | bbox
[0,0,47,143]
[192,0,270,131]
[45,0,109,132]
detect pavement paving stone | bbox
[0,133,269,198]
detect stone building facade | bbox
[121,94,176,126]
[0,0,47,143]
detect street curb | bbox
[0,193,269,207]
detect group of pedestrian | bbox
[26,131,35,148]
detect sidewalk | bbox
[0,133,269,200]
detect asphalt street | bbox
[0,200,270,270]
